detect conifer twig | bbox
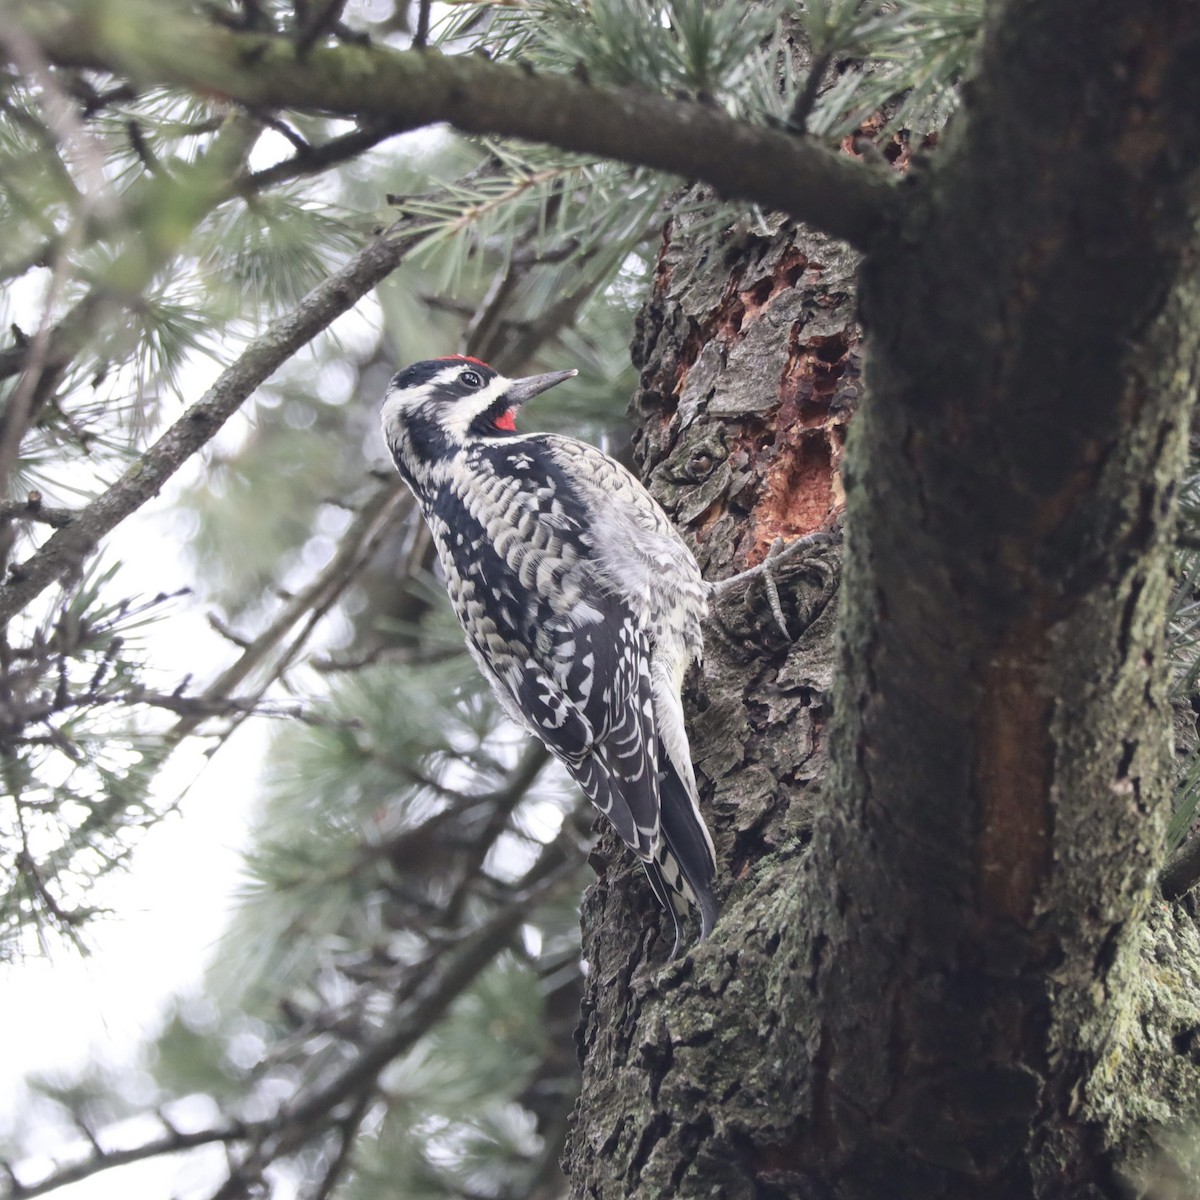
[413,0,434,49]
[4,833,580,1199]
[0,500,75,528]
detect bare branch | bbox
[304,1090,373,1200]
[248,110,309,152]
[444,742,551,923]
[20,2,900,251]
[788,49,833,134]
[0,241,56,284]
[0,499,75,528]
[239,120,393,191]
[412,0,433,50]
[295,0,349,55]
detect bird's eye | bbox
[461,370,483,388]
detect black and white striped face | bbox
[381,356,576,488]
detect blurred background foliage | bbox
[14,2,1196,1199]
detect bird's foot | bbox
[708,530,834,639]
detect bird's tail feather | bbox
[657,760,719,940]
[573,740,718,955]
[642,859,685,959]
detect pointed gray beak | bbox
[504,369,577,406]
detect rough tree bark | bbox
[564,4,1200,1196]
[565,205,864,1197]
[809,4,1200,1195]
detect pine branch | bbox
[413,0,434,50]
[0,113,261,381]
[788,49,833,134]
[294,0,349,55]
[20,0,900,251]
[0,114,262,510]
[239,120,394,191]
[303,1089,372,1200]
[0,222,422,627]
[169,483,409,741]
[0,120,384,301]
[0,240,56,284]
[0,24,128,502]
[443,742,552,924]
[462,205,567,362]
[10,837,577,1198]
[278,836,577,1135]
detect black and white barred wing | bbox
[540,436,718,935]
[520,596,665,863]
[470,528,713,947]
[427,462,664,863]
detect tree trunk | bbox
[563,7,1200,1181]
[814,4,1200,1195]
[565,204,863,1197]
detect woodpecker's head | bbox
[382,356,576,486]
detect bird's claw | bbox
[710,528,834,640]
[761,553,790,638]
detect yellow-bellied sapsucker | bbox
[381,356,718,956]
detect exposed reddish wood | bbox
[745,318,859,564]
[652,234,859,567]
[841,122,938,174]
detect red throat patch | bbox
[494,409,517,432]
